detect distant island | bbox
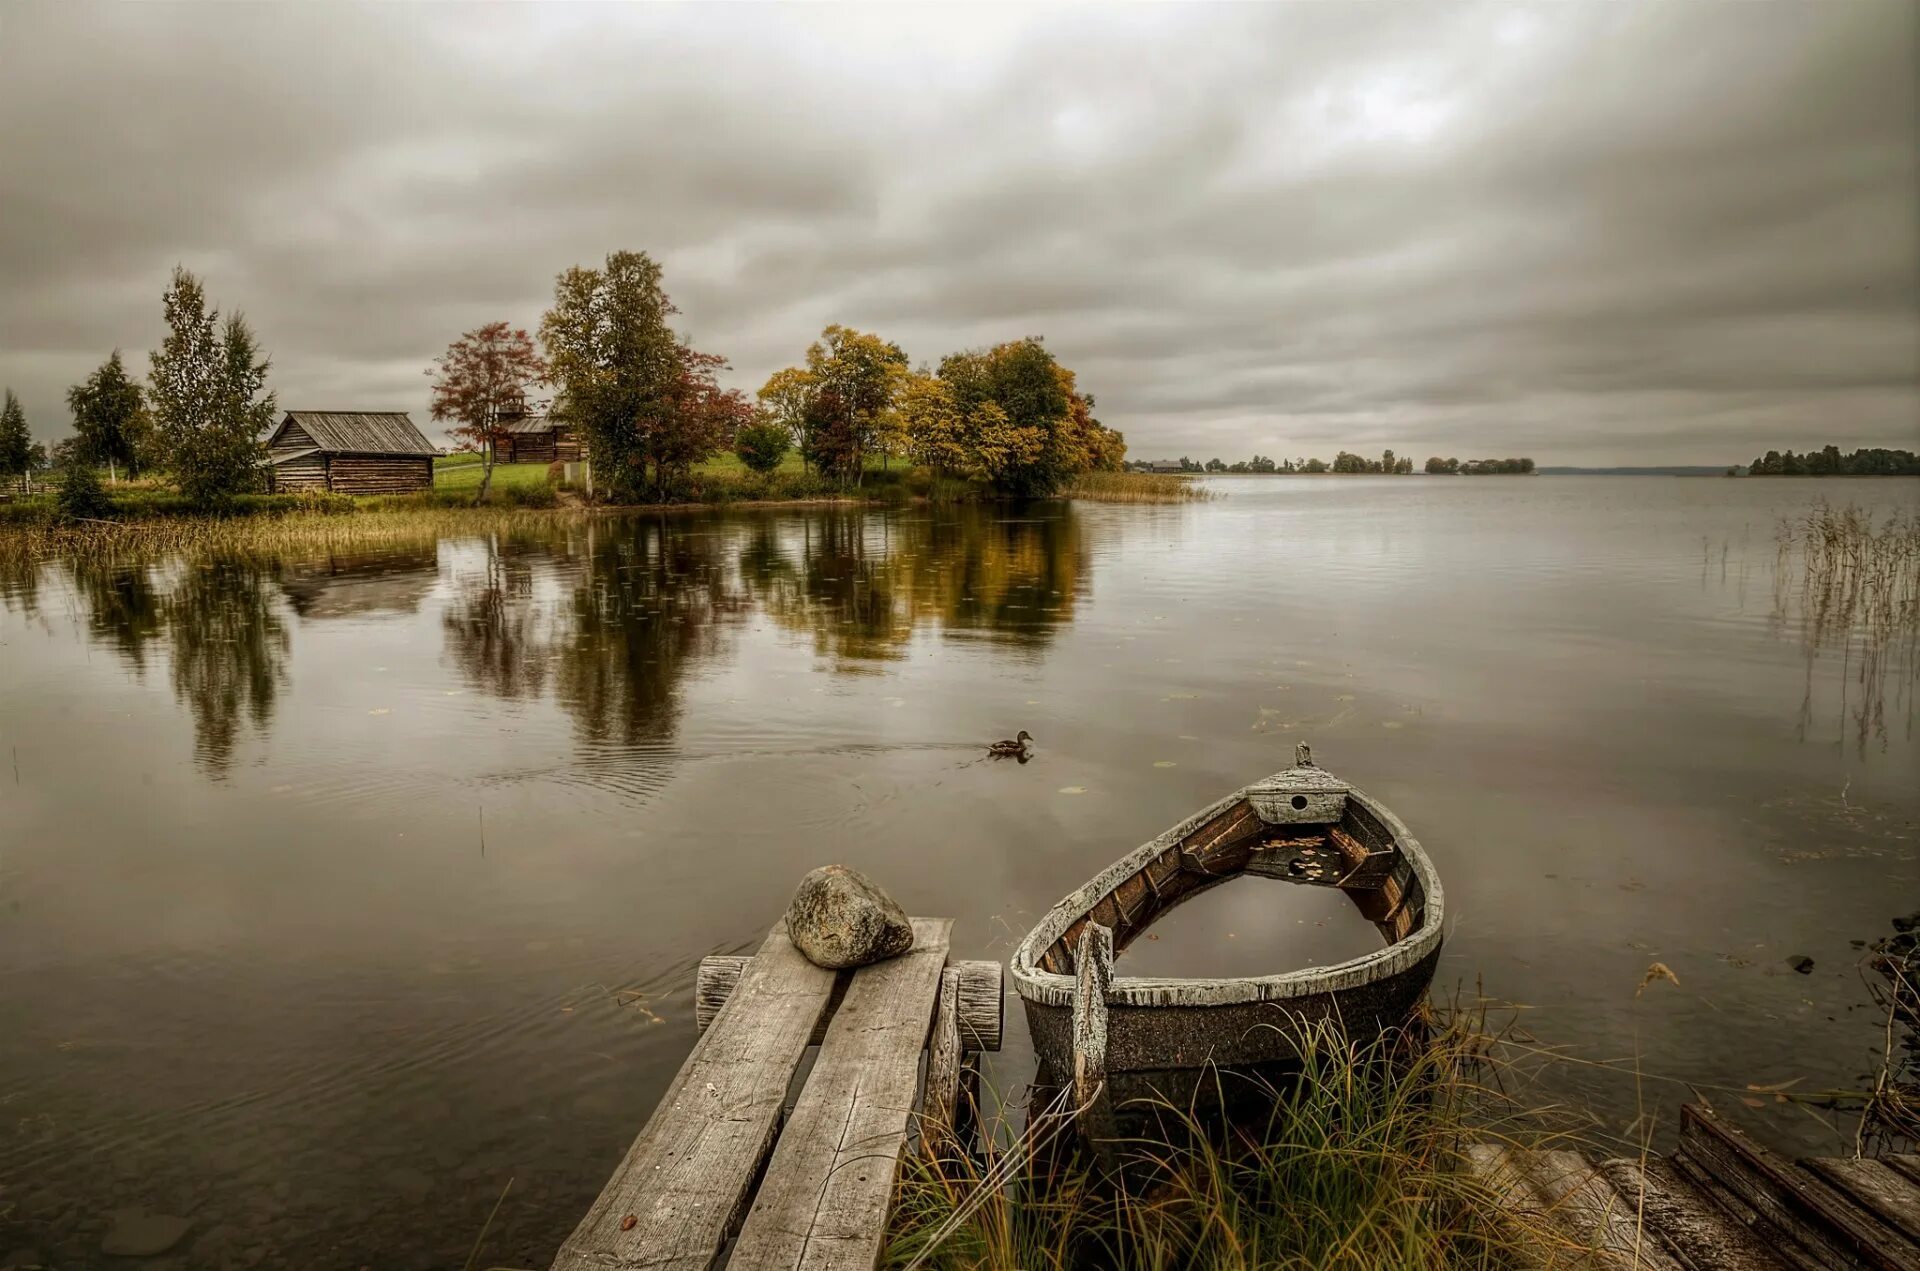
[1745,446,1918,476]
[1132,452,1535,475]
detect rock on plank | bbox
[786,865,913,969]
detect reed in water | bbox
[1771,501,1920,751]
[1058,471,1214,503]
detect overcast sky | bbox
[1,2,1915,465]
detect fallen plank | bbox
[1598,1156,1790,1271]
[1802,1158,1920,1249]
[1668,1154,1828,1271]
[1677,1106,1920,1271]
[549,926,840,1271]
[729,918,952,1271]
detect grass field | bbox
[432,454,555,492]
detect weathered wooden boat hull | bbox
[1011,749,1445,1120]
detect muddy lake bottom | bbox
[1,476,1915,1268]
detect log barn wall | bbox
[326,454,433,495]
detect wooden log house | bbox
[265,411,437,494]
[497,414,582,466]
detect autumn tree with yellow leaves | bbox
[901,337,1124,496]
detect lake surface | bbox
[2,476,1916,1268]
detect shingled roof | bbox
[272,411,436,456]
[504,414,564,435]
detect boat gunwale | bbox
[1009,771,1446,1011]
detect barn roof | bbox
[505,414,564,434]
[276,411,436,456]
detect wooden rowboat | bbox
[1010,745,1444,1132]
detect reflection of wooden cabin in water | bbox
[277,545,440,619]
[497,414,581,466]
[265,411,437,494]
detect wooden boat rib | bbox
[1010,745,1445,1113]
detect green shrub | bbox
[735,422,793,475]
[57,465,114,520]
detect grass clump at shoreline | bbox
[1059,471,1213,503]
[887,1013,1576,1271]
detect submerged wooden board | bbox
[550,926,840,1271]
[728,918,951,1271]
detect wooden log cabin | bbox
[265,411,437,495]
[497,414,581,466]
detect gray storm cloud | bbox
[1,1,1914,464]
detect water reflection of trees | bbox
[443,503,1089,730]
[740,506,1088,666]
[23,502,1091,778]
[47,555,289,776]
[166,560,289,775]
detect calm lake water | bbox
[2,476,1916,1268]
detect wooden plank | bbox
[1599,1156,1790,1271]
[1669,1155,1828,1271]
[550,926,840,1271]
[1889,1158,1920,1191]
[1177,800,1262,875]
[920,967,963,1162]
[1677,1105,1920,1271]
[696,956,1000,1051]
[1803,1159,1920,1249]
[729,918,951,1271]
[1468,1145,1685,1269]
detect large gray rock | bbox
[101,1209,192,1258]
[786,865,913,969]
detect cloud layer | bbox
[2,2,1914,463]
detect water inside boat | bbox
[1106,874,1387,980]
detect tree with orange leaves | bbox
[425,321,546,503]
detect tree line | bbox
[1746,446,1919,476]
[1138,451,1534,475]
[4,251,1128,511]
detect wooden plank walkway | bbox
[551,917,1000,1271]
[1473,1104,1920,1270]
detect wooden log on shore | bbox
[697,952,1004,1050]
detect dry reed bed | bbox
[0,505,582,571]
[1059,471,1214,503]
[886,1012,1599,1271]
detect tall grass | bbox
[1060,472,1214,503]
[1771,501,1920,750]
[887,1012,1580,1271]
[0,503,575,569]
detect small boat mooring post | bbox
[1072,922,1120,1167]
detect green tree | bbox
[67,350,151,481]
[0,389,31,493]
[755,366,815,468]
[734,418,791,475]
[540,250,747,501]
[148,268,275,507]
[800,325,908,485]
[58,459,112,519]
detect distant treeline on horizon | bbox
[1133,452,1535,475]
[1745,446,1919,476]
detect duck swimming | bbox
[988,730,1034,758]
